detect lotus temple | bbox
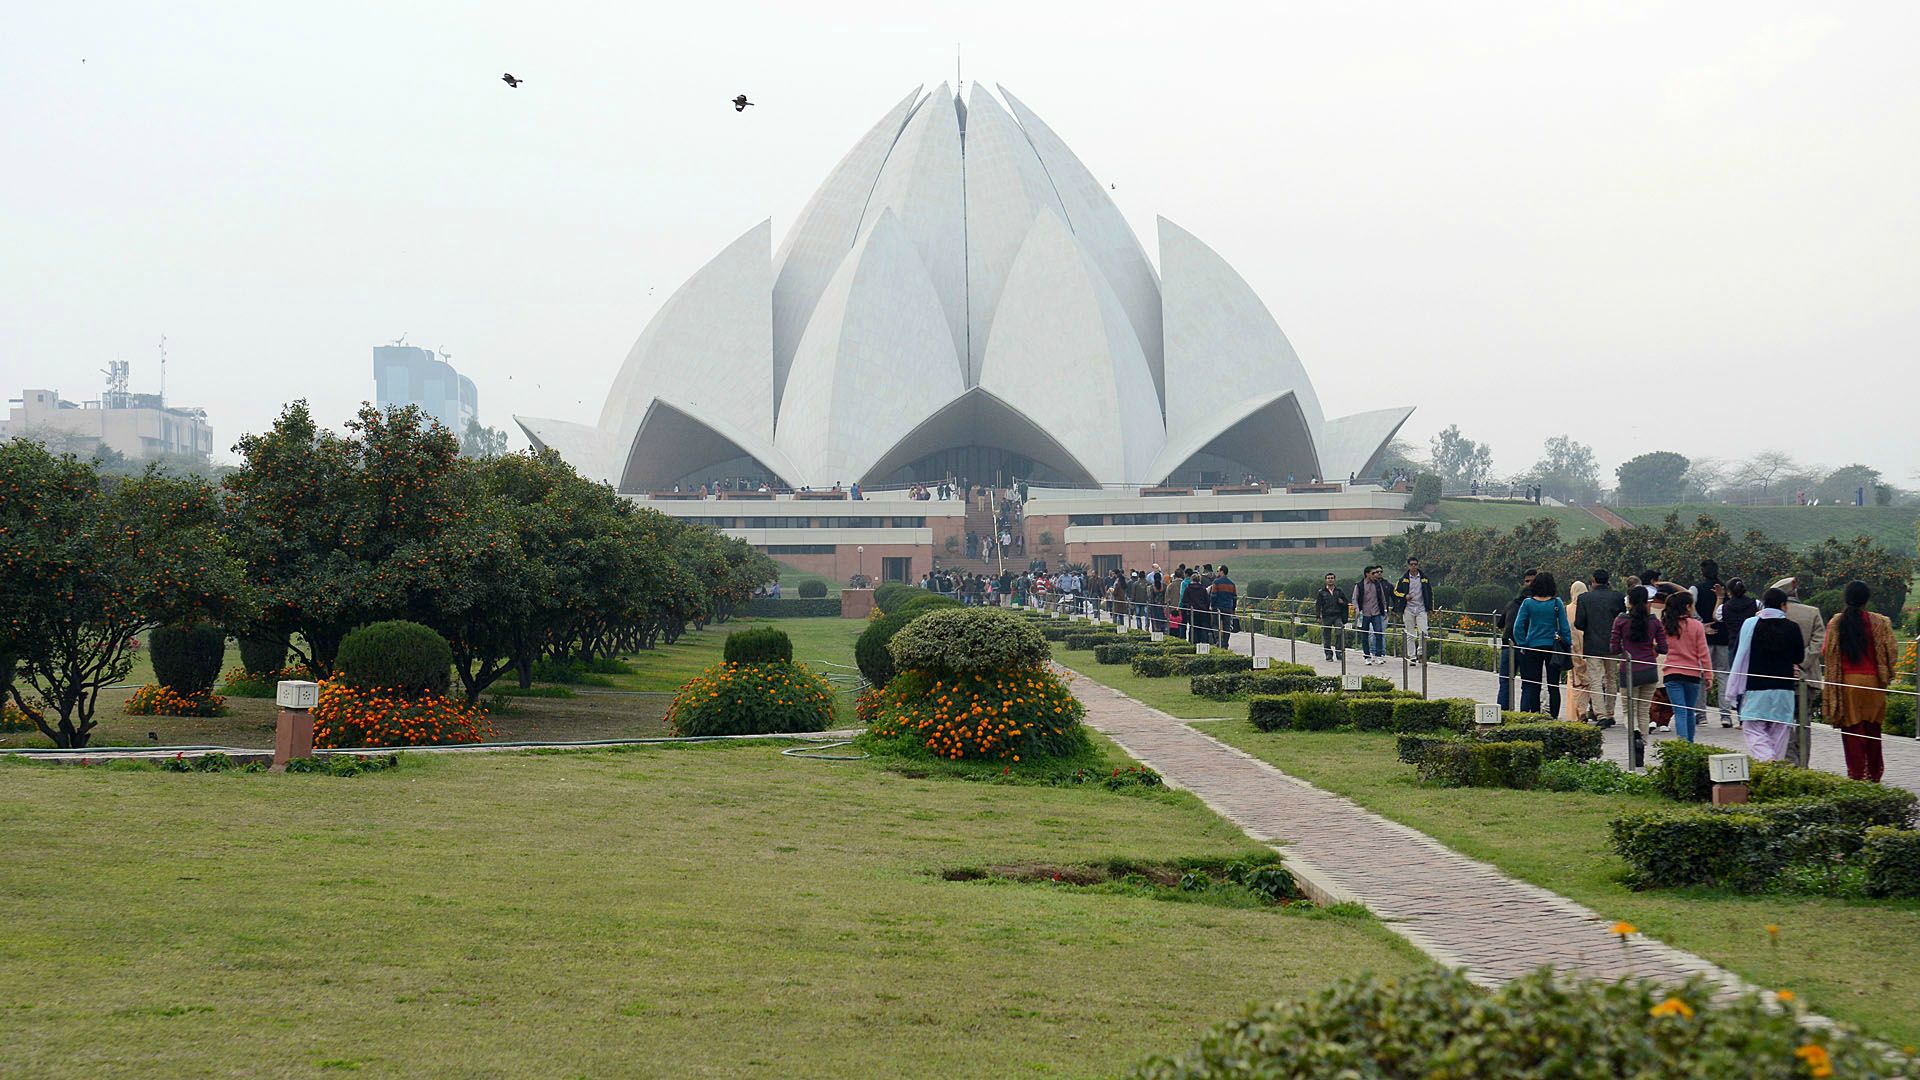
[517,82,1429,581]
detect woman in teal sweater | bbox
[1510,571,1572,717]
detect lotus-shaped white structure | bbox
[518,83,1411,491]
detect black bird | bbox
[732,94,753,112]
[502,73,523,88]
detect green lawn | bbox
[0,743,1425,1078]
[1615,504,1919,555]
[1198,725,1920,1046]
[1433,498,1606,540]
[774,559,845,596]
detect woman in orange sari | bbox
[1821,580,1899,782]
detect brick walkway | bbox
[1063,665,1752,993]
[1227,628,1920,796]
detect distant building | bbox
[2,387,214,462]
[373,346,477,435]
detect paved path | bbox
[1064,667,1753,995]
[1225,629,1920,795]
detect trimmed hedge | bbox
[1416,739,1543,788]
[872,582,916,612]
[150,623,226,695]
[335,620,452,697]
[1395,733,1452,764]
[1064,633,1124,651]
[740,597,842,617]
[1389,698,1457,734]
[1478,721,1602,762]
[1349,696,1399,732]
[1864,826,1920,898]
[723,625,792,665]
[1610,809,1780,889]
[1438,640,1501,672]
[1190,671,1342,700]
[1248,692,1348,732]
[890,608,1050,674]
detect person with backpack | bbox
[1509,571,1572,717]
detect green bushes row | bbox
[739,597,842,617]
[1092,640,1198,666]
[1127,650,1244,676]
[1251,694,1450,734]
[1864,827,1920,898]
[1190,670,1396,700]
[1131,967,1906,1080]
[1416,740,1544,789]
[1476,721,1601,762]
[1438,640,1501,671]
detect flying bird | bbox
[502,73,523,88]
[732,94,753,112]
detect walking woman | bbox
[1510,571,1571,717]
[1724,587,1805,762]
[1564,578,1590,722]
[1822,580,1899,782]
[1610,587,1668,767]
[1660,591,1711,742]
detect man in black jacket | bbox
[1314,572,1351,660]
[1495,570,1537,709]
[1573,569,1626,726]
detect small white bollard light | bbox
[1195,642,1211,654]
[1050,610,1061,619]
[273,680,320,772]
[1150,631,1165,642]
[1342,674,1364,692]
[1473,703,1503,726]
[1709,753,1751,805]
[1253,656,1271,670]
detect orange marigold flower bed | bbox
[310,677,493,748]
[666,660,835,737]
[124,684,226,717]
[866,668,1087,762]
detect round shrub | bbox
[894,591,960,617]
[1434,583,1462,608]
[865,668,1089,763]
[335,620,452,697]
[311,678,493,747]
[237,633,288,677]
[1133,968,1904,1079]
[856,612,910,689]
[1283,577,1318,601]
[723,625,793,665]
[666,661,834,736]
[872,582,918,613]
[149,623,226,696]
[796,579,828,599]
[1804,588,1844,618]
[1462,583,1510,615]
[1244,579,1276,600]
[889,607,1049,674]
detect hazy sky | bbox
[6,2,1918,483]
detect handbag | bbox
[1619,658,1659,689]
[1548,640,1573,676]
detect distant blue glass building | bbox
[372,345,477,435]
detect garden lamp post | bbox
[857,545,864,583]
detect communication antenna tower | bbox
[438,347,453,363]
[391,332,409,347]
[100,358,130,409]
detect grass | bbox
[774,559,845,596]
[1198,724,1920,1046]
[0,742,1425,1077]
[1614,504,1918,555]
[1432,498,1606,540]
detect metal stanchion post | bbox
[1795,676,1811,769]
[1339,635,1347,678]
[1421,651,1429,699]
[1401,638,1409,691]
[1289,619,1297,663]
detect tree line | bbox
[1,402,776,747]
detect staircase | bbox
[944,494,1010,575]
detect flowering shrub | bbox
[1133,967,1906,1079]
[666,661,834,737]
[124,684,226,717]
[865,669,1088,763]
[310,678,493,748]
[219,662,317,698]
[0,703,38,733]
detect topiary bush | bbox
[1289,692,1348,732]
[856,612,912,689]
[666,661,834,736]
[237,633,288,677]
[1863,826,1920,898]
[1130,654,1178,678]
[1389,698,1456,734]
[1610,808,1781,889]
[1415,739,1543,788]
[1395,733,1452,764]
[872,582,917,613]
[149,623,226,696]
[890,608,1050,674]
[796,579,828,599]
[1130,967,1908,1080]
[723,625,793,665]
[1651,740,1716,802]
[335,620,452,697]
[1478,721,1601,761]
[1348,696,1399,732]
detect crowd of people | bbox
[1491,559,1903,782]
[920,562,1246,645]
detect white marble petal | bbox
[962,85,1068,386]
[599,220,775,473]
[855,82,968,380]
[770,86,922,407]
[513,415,618,487]
[774,210,967,486]
[978,210,1164,484]
[1319,406,1416,481]
[999,85,1163,403]
[1158,216,1325,462]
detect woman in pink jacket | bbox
[1660,590,1712,742]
